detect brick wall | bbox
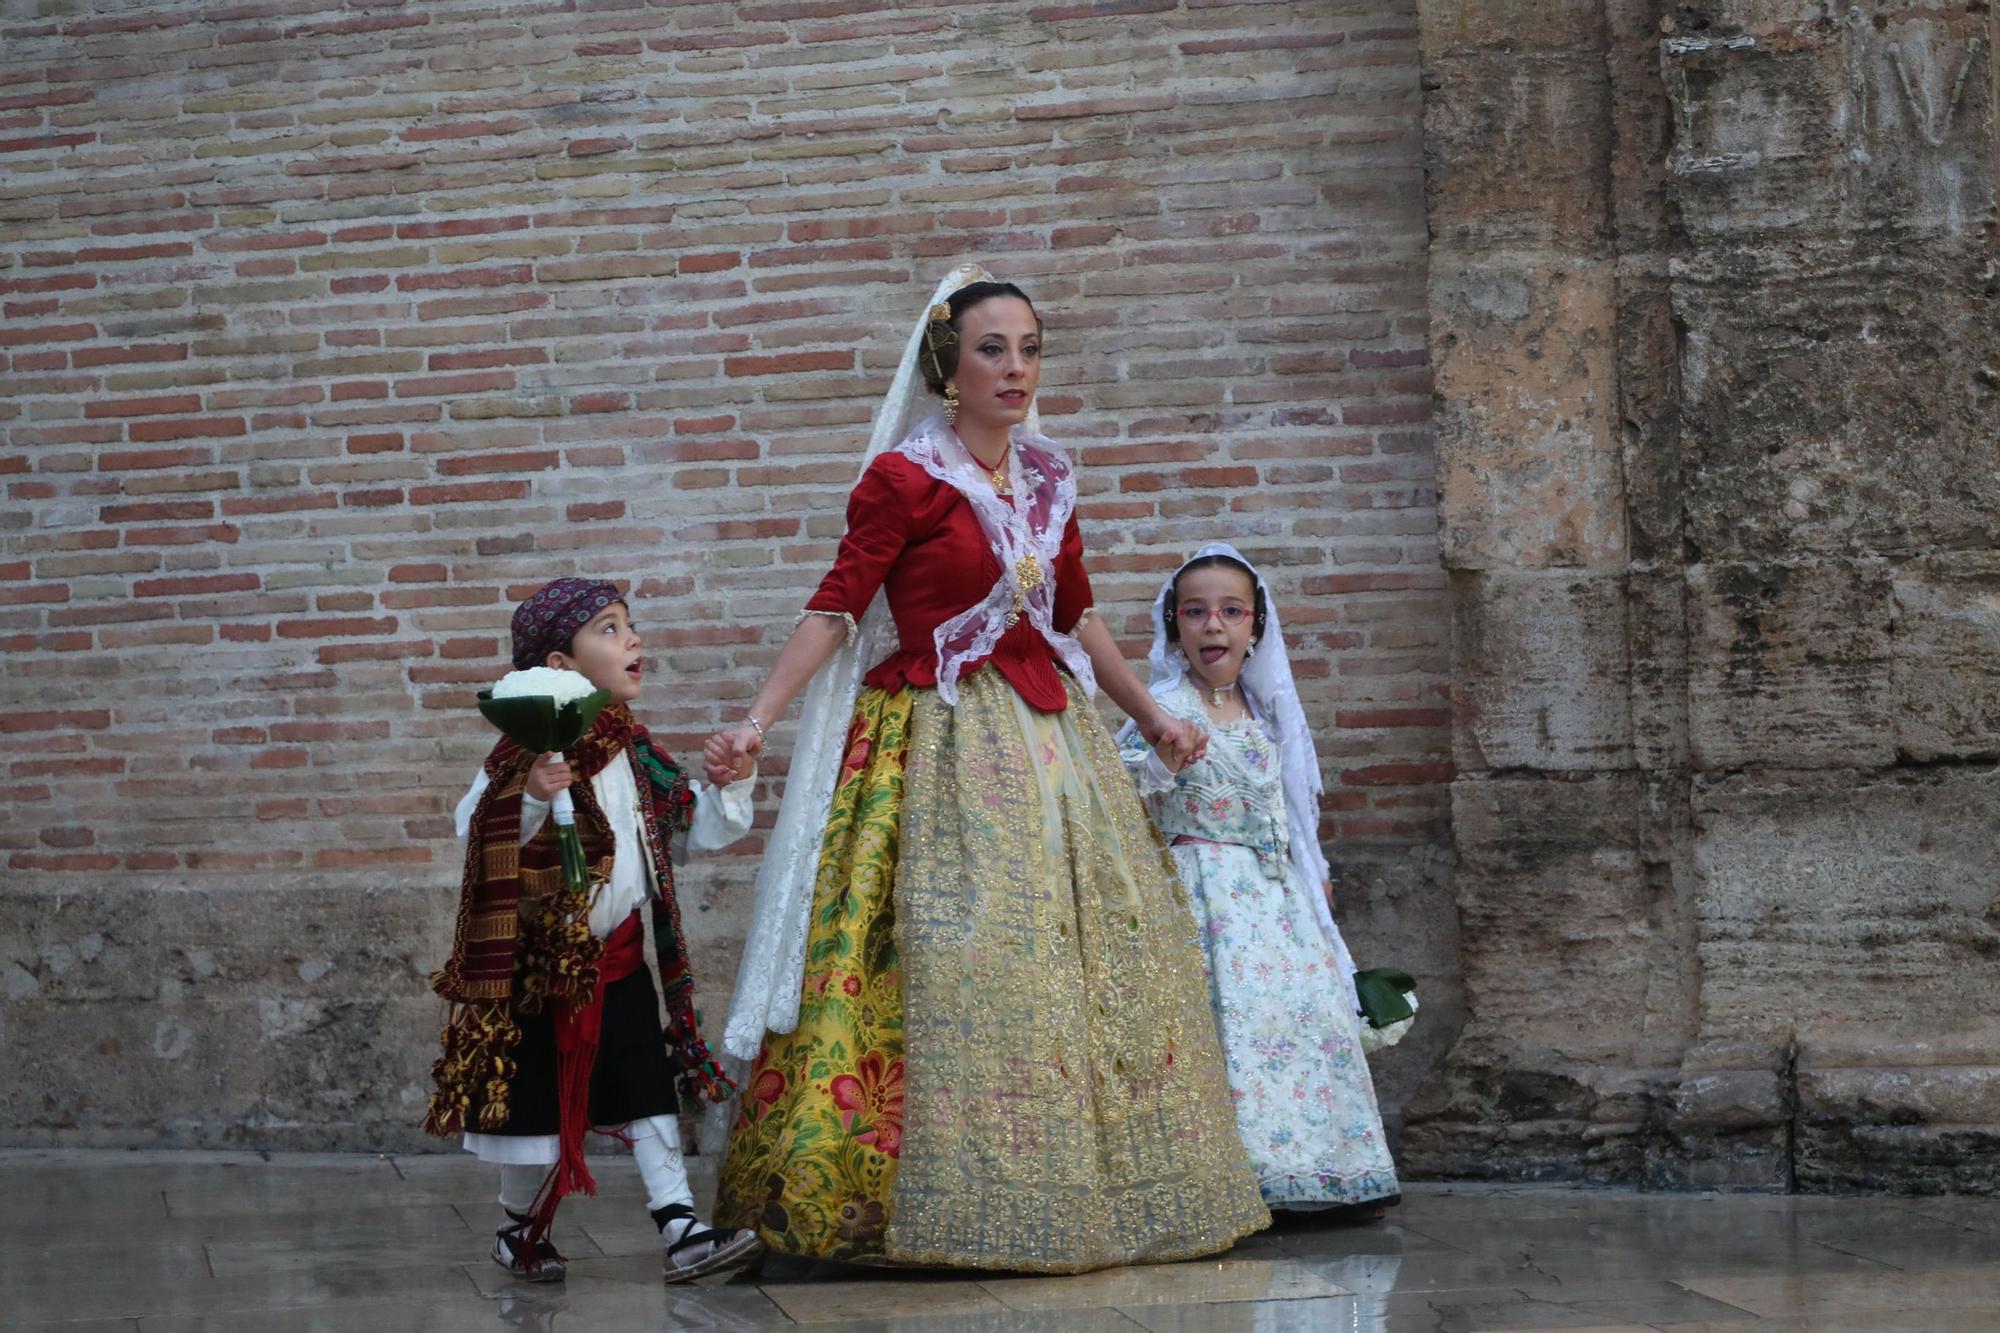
[0,1,1448,1148]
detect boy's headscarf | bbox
[511,577,622,668]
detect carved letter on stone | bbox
[1887,35,1985,148]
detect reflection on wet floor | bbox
[5,1149,1999,1331]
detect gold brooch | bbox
[1014,552,1045,594]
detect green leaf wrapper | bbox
[475,688,611,755]
[1353,967,1417,1029]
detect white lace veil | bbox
[1122,543,1364,1017]
[703,268,1032,1154]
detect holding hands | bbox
[1145,710,1209,773]
[703,722,762,787]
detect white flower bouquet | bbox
[477,667,610,890]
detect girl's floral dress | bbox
[1122,680,1399,1208]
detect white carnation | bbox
[490,666,599,705]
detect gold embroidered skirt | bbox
[714,671,1269,1273]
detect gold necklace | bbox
[987,448,1009,492]
[1207,680,1238,710]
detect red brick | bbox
[393,371,516,398]
[436,450,558,476]
[1181,32,1346,53]
[221,493,336,516]
[12,756,124,778]
[394,264,532,293]
[85,394,202,418]
[680,251,740,274]
[723,350,852,377]
[406,481,528,505]
[1336,707,1452,729]
[99,498,213,520]
[0,631,88,655]
[396,216,530,240]
[276,616,398,638]
[1017,93,1177,119]
[402,117,531,143]
[9,852,120,872]
[71,343,189,368]
[97,448,212,472]
[0,583,69,606]
[126,417,248,442]
[315,640,434,663]
[0,322,94,347]
[133,573,259,598]
[0,709,111,734]
[0,132,95,154]
[314,846,432,868]
[428,347,547,371]
[202,229,327,253]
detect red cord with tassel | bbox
[518,912,647,1255]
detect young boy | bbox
[424,577,762,1283]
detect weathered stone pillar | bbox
[1408,0,2000,1189]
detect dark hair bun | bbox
[919,281,1040,398]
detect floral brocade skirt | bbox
[713,671,1269,1273]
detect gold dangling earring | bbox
[942,383,960,426]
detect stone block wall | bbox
[1405,0,2000,1190]
[0,2,1452,1149]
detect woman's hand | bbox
[703,724,762,787]
[524,752,572,802]
[1142,710,1208,772]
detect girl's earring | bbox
[1244,641,1256,659]
[943,384,960,426]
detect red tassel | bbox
[517,913,645,1254]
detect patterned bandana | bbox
[511,577,622,669]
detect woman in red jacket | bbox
[703,267,1268,1273]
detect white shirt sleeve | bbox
[1135,748,1179,793]
[454,769,490,840]
[677,771,756,864]
[517,793,551,844]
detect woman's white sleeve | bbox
[678,772,757,863]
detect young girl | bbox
[428,578,763,1283]
[1120,544,1400,1212]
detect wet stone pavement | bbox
[4,1150,1999,1331]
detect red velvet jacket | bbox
[804,450,1095,713]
